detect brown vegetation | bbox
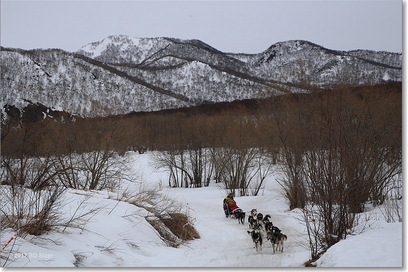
[2,83,401,158]
[161,213,200,241]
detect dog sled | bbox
[223,202,243,218]
[224,203,245,224]
[223,193,245,224]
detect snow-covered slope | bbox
[0,152,402,267]
[0,36,402,117]
[77,35,172,64]
[0,49,190,116]
[251,40,402,87]
[316,221,402,267]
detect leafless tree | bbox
[152,148,213,188]
[211,147,270,196]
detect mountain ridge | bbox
[1,35,402,117]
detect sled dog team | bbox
[223,193,287,254]
[247,208,287,253]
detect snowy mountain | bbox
[1,35,402,117]
[248,40,402,86]
[77,35,172,64]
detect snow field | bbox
[0,151,402,268]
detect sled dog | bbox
[247,224,263,253]
[234,209,245,224]
[266,226,287,254]
[248,215,257,229]
[263,214,272,224]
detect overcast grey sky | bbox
[0,0,403,54]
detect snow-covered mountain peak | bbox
[77,35,172,64]
[77,35,227,65]
[266,40,321,51]
[254,40,329,63]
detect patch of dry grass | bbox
[161,213,200,241]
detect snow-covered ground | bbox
[0,152,402,268]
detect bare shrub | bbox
[276,147,307,210]
[267,94,309,209]
[1,155,69,190]
[78,150,126,190]
[380,172,403,223]
[0,151,67,236]
[211,147,270,196]
[303,149,354,246]
[0,154,107,237]
[152,149,213,188]
[55,151,133,190]
[0,184,65,236]
[302,205,326,260]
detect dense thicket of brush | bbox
[1,82,401,158]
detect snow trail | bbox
[160,182,309,267]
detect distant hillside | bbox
[1,35,402,117]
